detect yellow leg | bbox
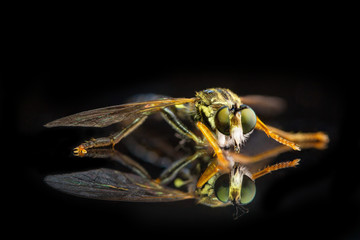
[196,122,230,188]
[196,160,222,188]
[252,159,300,180]
[196,122,228,168]
[227,138,328,165]
[267,125,329,143]
[195,120,329,188]
[255,117,329,151]
[255,117,301,151]
[73,145,87,156]
[227,145,294,164]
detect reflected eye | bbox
[214,174,230,203]
[240,175,256,204]
[239,105,257,134]
[215,106,230,135]
[214,174,256,204]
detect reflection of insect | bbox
[45,88,328,189]
[45,137,328,219]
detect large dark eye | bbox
[215,106,230,135]
[239,105,257,134]
[240,175,256,204]
[214,174,230,203]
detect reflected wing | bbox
[45,168,194,202]
[241,95,286,117]
[44,98,196,128]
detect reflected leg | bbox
[196,121,230,188]
[81,148,151,179]
[252,159,300,180]
[229,131,328,165]
[156,150,207,185]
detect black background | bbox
[3,25,359,239]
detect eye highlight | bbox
[214,174,230,203]
[239,175,256,204]
[239,105,257,134]
[215,105,257,136]
[214,174,256,204]
[215,106,230,135]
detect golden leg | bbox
[252,159,300,180]
[228,145,293,164]
[73,116,147,156]
[255,117,301,151]
[196,122,230,188]
[267,125,329,143]
[228,128,328,165]
[196,160,222,188]
[196,121,228,168]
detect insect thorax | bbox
[194,88,242,130]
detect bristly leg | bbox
[252,159,300,180]
[255,117,301,151]
[73,116,147,156]
[267,126,329,143]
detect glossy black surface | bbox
[6,57,358,238]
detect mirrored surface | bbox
[9,66,358,238]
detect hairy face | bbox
[214,105,257,150]
[195,88,257,151]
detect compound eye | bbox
[215,106,230,135]
[239,105,257,134]
[214,174,230,203]
[240,175,256,204]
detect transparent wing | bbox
[241,95,286,117]
[44,98,196,128]
[44,168,194,202]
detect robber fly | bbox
[45,132,328,219]
[45,88,328,189]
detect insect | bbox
[45,133,328,219]
[45,88,328,189]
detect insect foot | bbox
[73,145,87,157]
